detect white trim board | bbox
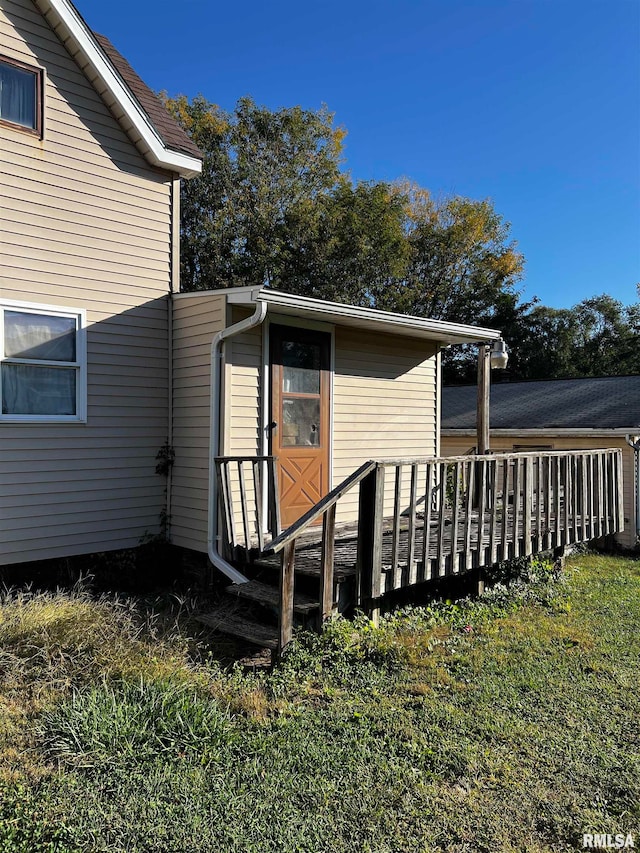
[32,0,201,178]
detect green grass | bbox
[0,555,638,852]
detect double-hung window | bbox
[0,55,43,136]
[0,301,86,422]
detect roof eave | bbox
[226,286,502,345]
[34,0,202,178]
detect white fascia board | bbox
[226,287,502,345]
[37,0,201,178]
[173,286,262,301]
[441,428,636,437]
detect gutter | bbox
[207,299,268,584]
[225,286,501,346]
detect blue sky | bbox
[79,0,639,310]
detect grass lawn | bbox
[0,554,638,852]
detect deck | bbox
[210,449,624,657]
[257,507,597,585]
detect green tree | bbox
[163,95,526,326]
[278,179,410,304]
[162,95,345,291]
[388,184,525,323]
[511,294,640,380]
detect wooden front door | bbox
[270,324,331,528]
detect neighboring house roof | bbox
[176,285,504,346]
[442,376,640,431]
[32,0,202,177]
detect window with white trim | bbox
[0,302,86,422]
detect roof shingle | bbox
[442,376,640,431]
[93,33,202,161]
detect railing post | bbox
[237,460,251,550]
[407,464,419,586]
[475,457,488,594]
[523,456,533,556]
[615,449,625,533]
[268,457,281,536]
[450,461,462,573]
[356,465,385,626]
[216,460,236,561]
[421,462,435,582]
[253,459,264,550]
[319,505,336,624]
[437,461,448,577]
[462,459,475,576]
[391,465,403,591]
[278,540,296,658]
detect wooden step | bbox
[226,580,319,615]
[196,609,278,650]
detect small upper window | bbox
[1,302,86,422]
[0,55,42,135]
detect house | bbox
[1,1,627,655]
[0,0,201,566]
[440,376,640,549]
[170,285,503,577]
[175,294,624,652]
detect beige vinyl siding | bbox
[621,442,637,548]
[333,328,438,523]
[220,321,439,532]
[218,314,264,544]
[170,294,227,552]
[441,433,636,549]
[0,0,173,564]
[169,300,442,549]
[225,314,263,459]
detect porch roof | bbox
[222,286,502,346]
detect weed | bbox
[40,678,235,768]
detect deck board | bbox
[255,509,602,585]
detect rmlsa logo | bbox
[583,834,635,849]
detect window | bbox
[0,55,43,135]
[0,302,86,422]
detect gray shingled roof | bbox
[442,376,640,431]
[93,33,202,161]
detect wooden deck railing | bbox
[219,448,624,657]
[363,449,624,605]
[214,456,280,560]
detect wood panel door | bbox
[270,325,331,528]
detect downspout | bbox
[167,177,180,540]
[166,293,173,536]
[208,299,268,583]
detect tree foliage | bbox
[162,95,523,315]
[164,94,637,383]
[509,294,640,381]
[163,95,345,290]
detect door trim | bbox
[262,315,334,530]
